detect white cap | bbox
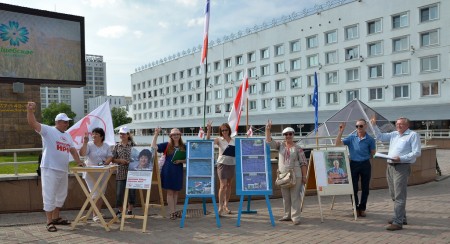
[119,126,129,134]
[54,113,72,121]
[282,127,295,135]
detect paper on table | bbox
[374,152,394,160]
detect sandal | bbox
[52,217,71,225]
[169,213,177,220]
[46,223,57,232]
[174,211,182,218]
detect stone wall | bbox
[0,83,42,149]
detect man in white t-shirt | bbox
[27,102,83,232]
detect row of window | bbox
[133,80,441,121]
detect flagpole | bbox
[246,97,248,138]
[203,58,207,131]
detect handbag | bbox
[275,169,296,188]
[158,145,169,171]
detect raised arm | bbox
[151,127,161,149]
[26,102,41,132]
[79,132,89,156]
[335,122,346,146]
[206,120,212,140]
[265,120,272,143]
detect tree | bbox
[111,107,132,129]
[41,102,76,126]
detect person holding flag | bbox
[206,120,235,216]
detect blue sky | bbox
[2,0,322,96]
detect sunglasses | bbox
[283,132,294,136]
[355,125,364,128]
[221,129,229,132]
[119,133,127,136]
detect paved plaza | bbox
[1,150,449,244]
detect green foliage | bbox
[41,102,76,126]
[111,107,132,128]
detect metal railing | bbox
[0,148,42,176]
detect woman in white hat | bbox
[151,127,186,220]
[265,120,308,225]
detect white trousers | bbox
[41,168,68,212]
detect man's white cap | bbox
[282,127,295,135]
[54,113,72,121]
[119,126,129,134]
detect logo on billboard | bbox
[0,21,29,46]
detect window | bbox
[367,19,382,34]
[260,48,269,59]
[369,87,383,100]
[187,69,192,77]
[291,77,301,89]
[393,60,410,76]
[206,91,212,100]
[345,46,359,60]
[368,41,382,56]
[291,59,301,70]
[345,24,359,40]
[325,51,337,64]
[225,88,233,98]
[181,96,185,103]
[420,30,438,47]
[236,55,243,65]
[214,75,221,85]
[307,54,319,68]
[249,100,257,110]
[261,65,270,76]
[248,68,256,78]
[275,79,285,91]
[215,104,221,113]
[420,56,439,72]
[394,84,410,99]
[188,108,193,115]
[291,96,302,107]
[262,99,271,109]
[261,82,270,93]
[276,97,285,108]
[308,94,315,106]
[325,30,337,44]
[275,62,285,73]
[346,89,359,102]
[215,90,222,99]
[275,44,284,56]
[248,52,256,62]
[392,13,408,29]
[306,35,318,49]
[197,106,202,115]
[214,61,221,71]
[181,109,185,116]
[236,70,243,81]
[180,83,184,91]
[188,94,193,102]
[196,79,201,88]
[249,84,257,94]
[420,4,438,22]
[307,74,315,87]
[421,81,439,96]
[167,110,171,118]
[196,93,201,101]
[225,103,232,112]
[166,98,170,106]
[187,81,193,90]
[368,64,383,78]
[225,58,232,67]
[326,92,339,104]
[225,73,232,83]
[173,97,178,105]
[326,71,338,85]
[392,36,408,52]
[172,85,177,93]
[196,66,201,75]
[290,40,300,52]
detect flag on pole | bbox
[198,127,205,139]
[200,0,210,65]
[228,73,249,137]
[246,126,253,137]
[311,72,319,134]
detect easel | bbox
[301,149,357,222]
[119,152,165,232]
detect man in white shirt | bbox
[27,102,83,232]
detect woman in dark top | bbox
[152,127,186,220]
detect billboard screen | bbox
[0,3,85,86]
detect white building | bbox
[130,0,449,134]
[87,95,131,113]
[40,54,107,121]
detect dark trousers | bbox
[350,160,371,211]
[116,180,136,208]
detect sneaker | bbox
[386,224,403,231]
[93,216,100,223]
[116,210,122,218]
[127,210,133,215]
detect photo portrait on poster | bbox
[325,151,349,184]
[126,147,154,189]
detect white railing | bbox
[0,148,42,176]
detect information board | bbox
[235,138,272,196]
[126,147,154,190]
[186,140,215,196]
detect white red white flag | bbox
[200,0,210,66]
[246,126,253,137]
[198,127,205,139]
[228,73,249,137]
[67,101,115,150]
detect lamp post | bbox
[162,129,167,143]
[190,127,195,136]
[421,120,434,141]
[297,124,304,137]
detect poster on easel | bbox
[180,140,220,228]
[235,138,274,227]
[126,147,154,189]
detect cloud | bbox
[133,30,143,39]
[158,22,169,29]
[97,25,128,38]
[186,17,203,27]
[176,0,199,7]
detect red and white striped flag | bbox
[228,73,249,137]
[200,0,210,66]
[246,126,253,137]
[198,127,205,139]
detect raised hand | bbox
[154,127,162,135]
[83,132,89,143]
[207,120,212,131]
[27,102,36,112]
[266,119,272,131]
[339,122,346,132]
[370,114,377,125]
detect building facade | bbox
[130,0,449,133]
[87,95,131,113]
[40,54,107,121]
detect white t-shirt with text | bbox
[39,124,75,172]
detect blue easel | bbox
[235,138,274,227]
[180,194,221,228]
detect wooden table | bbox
[70,165,118,231]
